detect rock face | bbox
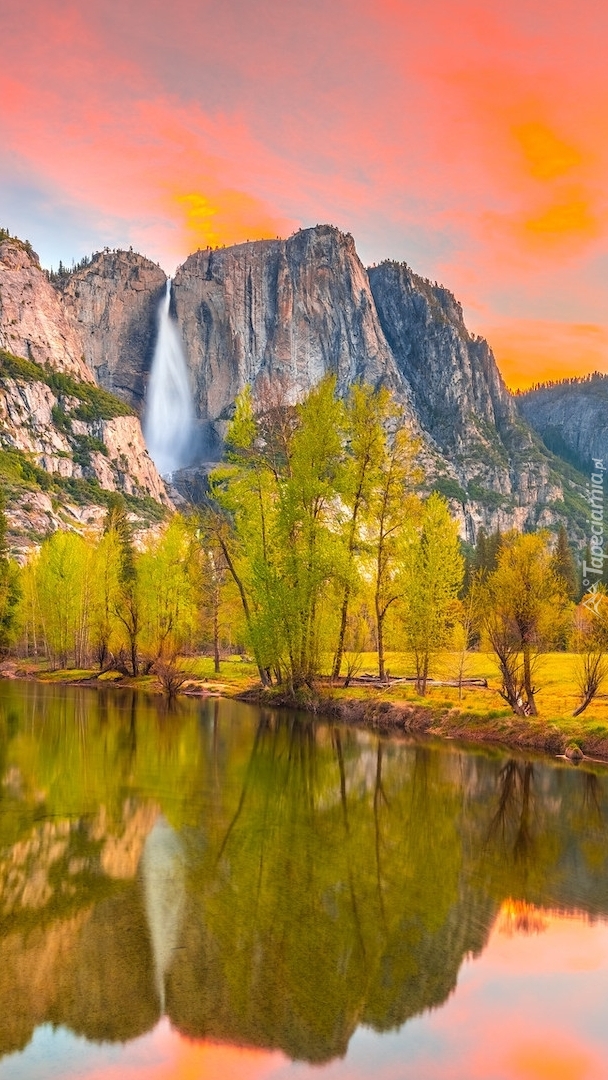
[172,226,411,423]
[367,260,574,538]
[518,376,608,474]
[0,373,167,502]
[0,357,171,554]
[170,229,583,539]
[0,238,170,551]
[368,262,515,457]
[0,239,93,383]
[60,249,167,409]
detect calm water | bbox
[1,682,608,1080]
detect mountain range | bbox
[0,224,594,551]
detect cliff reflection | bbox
[1,681,608,1065]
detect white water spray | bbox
[144,279,196,475]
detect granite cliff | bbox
[0,238,92,383]
[518,375,608,475]
[172,226,411,420]
[0,237,170,553]
[59,248,167,409]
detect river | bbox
[0,680,607,1079]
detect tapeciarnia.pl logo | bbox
[582,458,605,616]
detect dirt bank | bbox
[238,688,608,763]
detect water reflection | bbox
[141,817,185,1013]
[0,681,608,1074]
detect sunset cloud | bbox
[2,0,608,381]
[173,190,291,250]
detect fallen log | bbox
[353,674,488,688]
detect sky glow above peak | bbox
[2,0,608,387]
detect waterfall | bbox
[144,279,196,476]
[140,816,186,1014]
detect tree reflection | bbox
[487,759,536,865]
[1,686,608,1066]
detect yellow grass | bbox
[320,651,608,724]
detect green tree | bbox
[209,377,346,691]
[400,493,464,695]
[332,384,392,680]
[138,515,199,664]
[35,531,92,668]
[368,417,422,681]
[261,377,346,689]
[104,495,140,675]
[573,585,608,716]
[89,528,123,669]
[0,491,20,654]
[553,524,578,602]
[206,385,288,685]
[482,532,568,716]
[473,526,502,575]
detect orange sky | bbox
[5,903,608,1080]
[2,0,608,387]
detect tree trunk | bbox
[332,583,351,681]
[376,605,386,681]
[523,645,537,715]
[213,588,220,674]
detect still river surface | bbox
[0,680,608,1079]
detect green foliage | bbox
[47,253,92,283]
[0,443,165,528]
[33,531,93,668]
[553,524,578,603]
[482,532,570,716]
[0,348,133,419]
[431,477,467,504]
[473,526,503,575]
[71,434,108,468]
[400,492,464,694]
[0,491,20,652]
[0,447,53,490]
[138,516,200,662]
[215,376,349,688]
[51,403,72,433]
[466,482,511,510]
[0,351,46,383]
[0,230,37,259]
[332,383,396,679]
[208,379,428,690]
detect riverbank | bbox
[240,685,608,762]
[2,651,608,763]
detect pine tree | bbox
[103,494,139,674]
[473,527,488,572]
[473,526,502,575]
[553,524,578,601]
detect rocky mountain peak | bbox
[172,224,410,428]
[517,375,608,474]
[368,260,515,448]
[61,249,167,410]
[0,238,93,384]
[0,238,171,552]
